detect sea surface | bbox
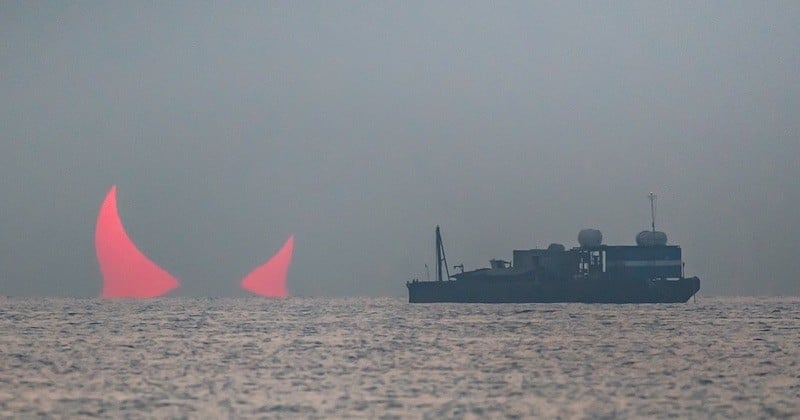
[0,296,798,418]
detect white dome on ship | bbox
[636,230,668,246]
[577,229,602,247]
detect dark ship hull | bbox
[408,276,700,303]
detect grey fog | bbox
[1,1,798,297]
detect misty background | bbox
[1,2,798,297]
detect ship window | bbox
[590,251,601,266]
[601,251,606,272]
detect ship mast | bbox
[648,192,657,232]
[435,225,451,281]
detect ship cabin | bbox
[511,243,684,281]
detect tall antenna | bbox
[648,192,657,232]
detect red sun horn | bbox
[95,186,179,298]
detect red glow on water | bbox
[95,186,179,298]
[241,235,294,298]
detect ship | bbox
[407,194,700,303]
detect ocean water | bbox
[0,297,798,418]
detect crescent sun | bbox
[240,235,294,298]
[95,185,180,298]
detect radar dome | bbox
[578,229,603,247]
[636,230,668,247]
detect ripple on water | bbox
[0,296,798,417]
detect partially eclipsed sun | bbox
[95,185,294,298]
[241,235,294,298]
[95,186,179,298]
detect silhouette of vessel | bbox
[407,194,700,303]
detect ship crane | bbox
[435,226,451,281]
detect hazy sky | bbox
[1,1,798,297]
